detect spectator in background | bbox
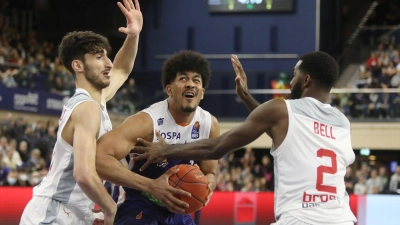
[378,166,389,193]
[354,176,367,195]
[0,136,8,156]
[0,150,10,184]
[126,77,144,111]
[344,167,358,194]
[17,140,29,162]
[389,165,400,194]
[23,148,46,172]
[28,170,42,187]
[16,166,30,186]
[366,169,382,194]
[3,169,18,186]
[3,147,22,170]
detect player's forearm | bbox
[205,173,217,190]
[74,171,116,214]
[112,34,139,75]
[96,154,152,192]
[240,91,261,112]
[163,137,227,161]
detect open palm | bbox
[117,0,143,35]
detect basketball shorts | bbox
[115,198,195,225]
[20,196,104,225]
[271,213,354,225]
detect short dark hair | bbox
[58,31,112,78]
[162,50,211,88]
[298,51,338,89]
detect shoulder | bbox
[71,101,101,123]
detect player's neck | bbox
[75,81,102,104]
[302,91,330,104]
[168,107,195,124]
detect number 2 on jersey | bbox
[316,148,337,194]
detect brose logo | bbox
[46,99,63,110]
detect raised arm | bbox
[103,0,143,102]
[72,101,116,223]
[134,99,288,168]
[96,112,191,213]
[231,54,260,112]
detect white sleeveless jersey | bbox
[114,99,212,206]
[271,97,357,224]
[142,99,212,145]
[33,88,112,218]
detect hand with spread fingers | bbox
[117,0,143,36]
[231,54,249,99]
[132,130,168,171]
[148,167,192,214]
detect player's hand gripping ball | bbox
[167,164,210,213]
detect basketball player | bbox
[95,50,219,225]
[19,1,183,224]
[133,52,358,225]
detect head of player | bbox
[290,51,338,100]
[162,50,211,114]
[58,31,113,90]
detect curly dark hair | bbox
[162,50,211,88]
[298,51,338,89]
[58,31,112,78]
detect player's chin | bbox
[181,105,196,113]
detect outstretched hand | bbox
[117,0,143,35]
[231,54,249,99]
[131,130,167,171]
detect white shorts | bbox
[271,214,354,225]
[20,196,104,225]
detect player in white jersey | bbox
[95,50,219,224]
[133,52,357,225]
[20,0,145,224]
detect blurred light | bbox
[390,161,398,173]
[369,155,376,161]
[247,4,254,9]
[360,148,370,156]
[369,161,376,166]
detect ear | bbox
[200,88,205,100]
[166,85,172,97]
[71,60,84,73]
[303,74,312,88]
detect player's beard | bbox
[83,63,110,90]
[181,105,197,113]
[290,80,302,100]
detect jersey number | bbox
[316,148,337,194]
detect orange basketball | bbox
[168,164,210,213]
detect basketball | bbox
[168,164,210,213]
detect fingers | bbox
[117,2,129,16]
[164,167,179,177]
[134,0,140,11]
[169,186,191,198]
[128,0,135,10]
[154,129,165,144]
[139,160,151,171]
[123,0,132,11]
[164,198,187,214]
[118,27,128,34]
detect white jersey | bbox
[142,99,212,145]
[33,88,112,219]
[114,99,212,206]
[271,97,357,224]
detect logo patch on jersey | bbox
[157,118,164,126]
[157,159,169,167]
[191,121,200,139]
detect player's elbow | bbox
[73,170,91,186]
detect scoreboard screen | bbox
[208,0,295,13]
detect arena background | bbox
[1,0,400,224]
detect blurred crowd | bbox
[331,42,400,119]
[345,162,400,195]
